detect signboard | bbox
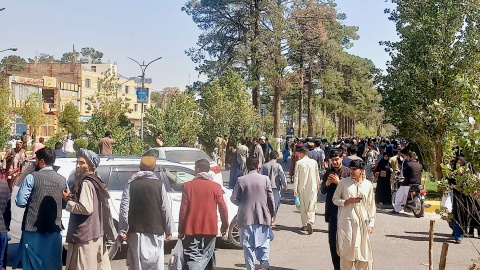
[260,108,264,117]
[136,88,149,103]
[42,76,57,88]
[11,76,43,86]
[289,127,294,135]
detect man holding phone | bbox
[320,149,350,270]
[333,159,376,270]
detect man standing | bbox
[155,131,164,147]
[231,157,275,270]
[237,140,250,176]
[63,149,114,270]
[333,159,376,270]
[98,131,115,155]
[250,138,265,168]
[14,148,66,270]
[64,135,75,153]
[31,137,45,159]
[320,149,350,270]
[260,151,287,216]
[389,149,402,189]
[293,147,321,234]
[393,152,423,214]
[21,131,28,151]
[259,136,271,163]
[179,159,228,270]
[54,142,68,158]
[119,156,175,270]
[307,142,324,175]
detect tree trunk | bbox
[434,141,444,180]
[251,0,261,113]
[298,63,304,138]
[273,83,282,138]
[307,68,313,137]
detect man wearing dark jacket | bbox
[320,148,350,270]
[393,152,423,213]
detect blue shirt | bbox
[16,167,65,208]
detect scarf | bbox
[195,172,214,181]
[128,171,158,184]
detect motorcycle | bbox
[392,176,427,218]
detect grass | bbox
[424,176,442,201]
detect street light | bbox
[127,56,162,139]
[0,47,17,53]
[0,8,5,11]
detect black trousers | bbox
[327,216,341,270]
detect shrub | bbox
[74,139,88,151]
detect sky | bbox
[0,0,399,92]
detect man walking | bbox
[14,148,66,270]
[260,151,287,216]
[393,152,423,214]
[250,138,265,168]
[231,157,275,270]
[333,159,376,270]
[321,149,350,270]
[98,131,115,155]
[293,147,321,234]
[119,156,175,270]
[63,149,115,270]
[179,159,228,270]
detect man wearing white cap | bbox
[119,156,175,270]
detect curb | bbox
[425,200,441,213]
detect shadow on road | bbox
[272,224,327,235]
[385,232,452,243]
[214,264,295,270]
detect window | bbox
[85,78,91,88]
[164,168,195,192]
[91,66,96,72]
[134,104,138,112]
[125,86,129,94]
[117,85,122,93]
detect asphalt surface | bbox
[7,158,480,269]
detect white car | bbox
[142,147,223,185]
[9,157,241,259]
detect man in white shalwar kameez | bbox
[333,159,376,270]
[293,147,321,234]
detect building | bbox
[7,61,151,136]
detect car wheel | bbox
[227,216,242,249]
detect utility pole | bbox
[127,56,162,139]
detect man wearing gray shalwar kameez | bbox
[119,156,175,270]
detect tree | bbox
[58,102,83,137]
[18,93,45,136]
[81,47,103,63]
[380,0,480,179]
[61,51,80,62]
[199,70,261,152]
[150,87,180,109]
[0,55,27,73]
[28,53,57,63]
[144,92,202,147]
[0,79,12,149]
[84,69,144,155]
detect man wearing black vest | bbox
[320,148,351,270]
[63,149,114,270]
[13,147,66,270]
[119,156,174,269]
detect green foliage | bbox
[59,102,83,137]
[28,53,57,63]
[61,51,80,62]
[85,69,144,155]
[144,93,202,147]
[73,139,88,151]
[0,55,26,72]
[45,131,66,149]
[380,0,480,179]
[80,47,103,64]
[19,93,46,136]
[199,70,261,152]
[0,79,12,150]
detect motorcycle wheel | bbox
[412,197,424,218]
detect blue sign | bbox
[260,109,264,117]
[289,127,294,135]
[136,88,149,103]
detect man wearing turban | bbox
[63,149,115,270]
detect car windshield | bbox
[165,150,212,163]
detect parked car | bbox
[9,157,241,260]
[142,147,223,186]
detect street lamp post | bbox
[0,47,17,53]
[127,56,162,140]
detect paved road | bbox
[7,159,480,269]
